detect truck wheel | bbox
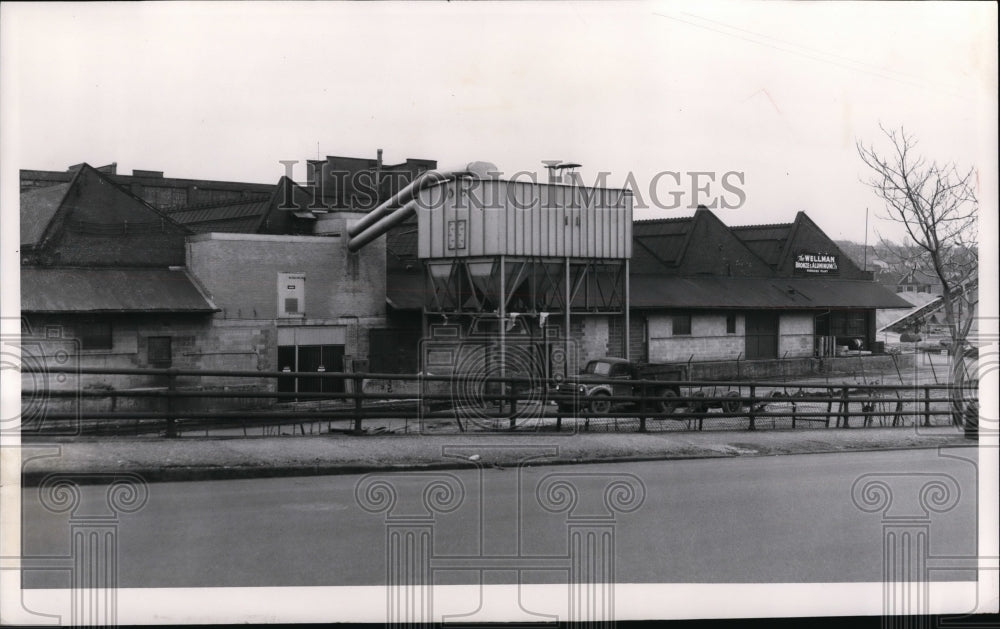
[689,391,706,414]
[589,392,612,415]
[657,389,679,414]
[721,391,741,414]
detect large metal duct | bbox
[347,161,497,252]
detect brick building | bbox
[20,156,911,392]
[19,161,388,402]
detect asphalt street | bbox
[21,447,978,588]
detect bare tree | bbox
[856,124,978,373]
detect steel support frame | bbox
[423,256,630,374]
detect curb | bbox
[18,438,973,486]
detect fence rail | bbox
[19,365,976,437]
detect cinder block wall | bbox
[606,314,647,362]
[779,312,814,358]
[567,316,610,373]
[647,313,744,362]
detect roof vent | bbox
[543,160,582,185]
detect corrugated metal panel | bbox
[630,276,912,310]
[417,179,631,259]
[21,267,217,312]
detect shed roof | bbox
[21,267,217,313]
[167,196,273,232]
[630,275,912,310]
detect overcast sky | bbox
[2,1,997,245]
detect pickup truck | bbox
[554,357,685,414]
[555,356,750,415]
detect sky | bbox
[2,1,997,246]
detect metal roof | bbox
[20,183,71,246]
[168,196,271,223]
[729,223,793,267]
[21,267,217,313]
[630,275,913,310]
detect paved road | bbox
[21,448,977,588]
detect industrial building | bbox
[19,155,911,405]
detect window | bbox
[672,314,691,336]
[583,360,612,375]
[284,297,299,314]
[609,363,631,378]
[726,313,737,334]
[148,336,172,367]
[78,320,112,350]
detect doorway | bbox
[745,312,779,360]
[277,344,345,399]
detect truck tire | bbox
[656,389,679,414]
[721,390,741,414]
[589,392,612,415]
[689,391,706,414]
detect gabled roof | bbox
[21,267,218,313]
[632,209,774,276]
[20,182,72,246]
[728,222,794,268]
[631,217,693,272]
[23,164,192,253]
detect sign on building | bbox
[794,252,839,274]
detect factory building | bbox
[20,155,911,397]
[381,201,911,378]
[18,162,384,402]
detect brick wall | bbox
[187,232,386,321]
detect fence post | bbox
[748,385,756,431]
[923,386,931,428]
[508,378,517,431]
[839,387,850,428]
[165,369,178,438]
[638,381,647,433]
[825,387,834,428]
[353,374,364,433]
